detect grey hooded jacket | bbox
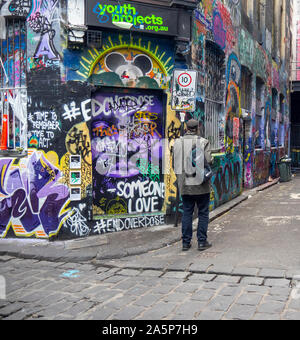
[173,132,213,196]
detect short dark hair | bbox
[186,119,199,131]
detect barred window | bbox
[205,41,225,151]
[279,94,285,146]
[0,18,27,156]
[241,66,252,111]
[255,77,264,149]
[271,88,278,147]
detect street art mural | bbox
[91,89,165,219]
[27,0,60,62]
[0,0,61,69]
[224,0,241,27]
[211,153,242,209]
[253,149,270,187]
[0,21,27,87]
[0,150,70,238]
[225,52,242,154]
[0,0,291,239]
[64,33,174,90]
[193,0,289,195]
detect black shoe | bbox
[182,244,192,252]
[198,241,212,251]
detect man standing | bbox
[173,119,213,252]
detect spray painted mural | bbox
[225,52,242,154]
[63,32,176,232]
[193,0,289,204]
[64,32,174,90]
[91,90,165,221]
[0,0,61,69]
[0,0,291,239]
[211,152,242,207]
[0,150,69,238]
[193,0,244,209]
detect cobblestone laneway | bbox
[1,256,300,320]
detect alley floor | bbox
[1,176,300,320]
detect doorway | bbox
[91,87,166,220]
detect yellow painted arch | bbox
[88,44,170,78]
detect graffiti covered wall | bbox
[192,0,244,209]
[0,150,69,238]
[192,0,290,201]
[63,32,176,235]
[0,0,291,239]
[64,32,174,90]
[91,90,165,218]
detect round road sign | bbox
[177,72,192,88]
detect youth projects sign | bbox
[86,0,179,36]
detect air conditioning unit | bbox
[67,25,87,49]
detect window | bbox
[205,41,225,151]
[272,1,277,54]
[271,89,278,147]
[0,18,27,155]
[255,77,264,148]
[241,66,252,111]
[272,0,281,58]
[280,94,285,116]
[280,2,286,61]
[279,94,285,146]
[257,0,261,30]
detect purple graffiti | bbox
[26,0,60,61]
[91,92,163,178]
[91,90,164,217]
[213,12,226,50]
[0,152,69,238]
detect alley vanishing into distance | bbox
[1,176,300,320]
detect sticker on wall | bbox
[70,187,81,201]
[70,171,82,185]
[70,155,82,169]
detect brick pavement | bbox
[1,178,300,320]
[1,256,300,320]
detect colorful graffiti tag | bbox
[211,153,242,209]
[1,0,61,68]
[0,150,70,238]
[0,0,291,240]
[91,89,165,219]
[225,53,242,154]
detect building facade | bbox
[292,0,299,82]
[0,0,292,240]
[291,0,300,168]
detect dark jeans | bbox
[182,193,210,245]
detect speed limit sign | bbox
[171,69,198,112]
[177,73,193,88]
